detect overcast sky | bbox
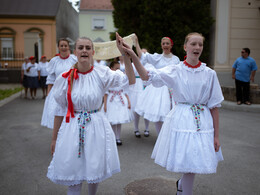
[68,0,79,12]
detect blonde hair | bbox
[184,32,205,45]
[161,37,173,46]
[70,37,94,91]
[74,36,93,50]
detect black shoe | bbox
[144,130,149,137]
[134,131,141,138]
[116,139,122,146]
[176,179,182,194]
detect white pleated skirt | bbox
[151,104,224,174]
[47,112,120,185]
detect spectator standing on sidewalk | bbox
[26,56,39,99]
[37,55,48,99]
[232,48,258,105]
[21,57,30,99]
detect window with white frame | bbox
[1,38,13,59]
[92,16,105,30]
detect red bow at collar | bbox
[61,66,94,123]
[62,68,79,123]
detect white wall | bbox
[79,10,116,42]
[214,0,260,72]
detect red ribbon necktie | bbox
[62,68,79,123]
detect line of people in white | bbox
[21,56,49,99]
[39,33,223,195]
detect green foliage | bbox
[0,87,22,101]
[111,0,214,63]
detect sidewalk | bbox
[221,99,260,113]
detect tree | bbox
[111,0,214,63]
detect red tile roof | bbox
[80,0,113,10]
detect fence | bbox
[0,52,25,69]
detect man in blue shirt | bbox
[232,48,258,105]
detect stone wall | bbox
[222,85,260,104]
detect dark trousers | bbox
[235,79,250,102]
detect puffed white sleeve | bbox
[207,71,224,109]
[143,63,178,88]
[52,74,68,116]
[46,57,57,85]
[140,52,160,66]
[95,66,129,92]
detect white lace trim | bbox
[163,53,173,58]
[47,169,121,186]
[135,108,166,122]
[153,160,223,174]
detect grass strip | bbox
[0,87,23,101]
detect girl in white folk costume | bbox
[116,32,224,195]
[103,61,133,145]
[47,37,135,195]
[41,38,77,129]
[118,54,150,138]
[128,50,150,138]
[134,35,180,136]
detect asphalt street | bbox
[0,90,260,195]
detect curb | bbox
[0,91,23,108]
[221,100,260,113]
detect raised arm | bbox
[116,32,135,85]
[134,34,143,58]
[116,32,149,81]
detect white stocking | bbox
[111,124,117,139]
[134,112,140,131]
[177,178,182,195]
[116,124,121,139]
[67,183,82,195]
[181,173,195,195]
[155,121,163,135]
[88,183,99,195]
[144,118,149,131]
